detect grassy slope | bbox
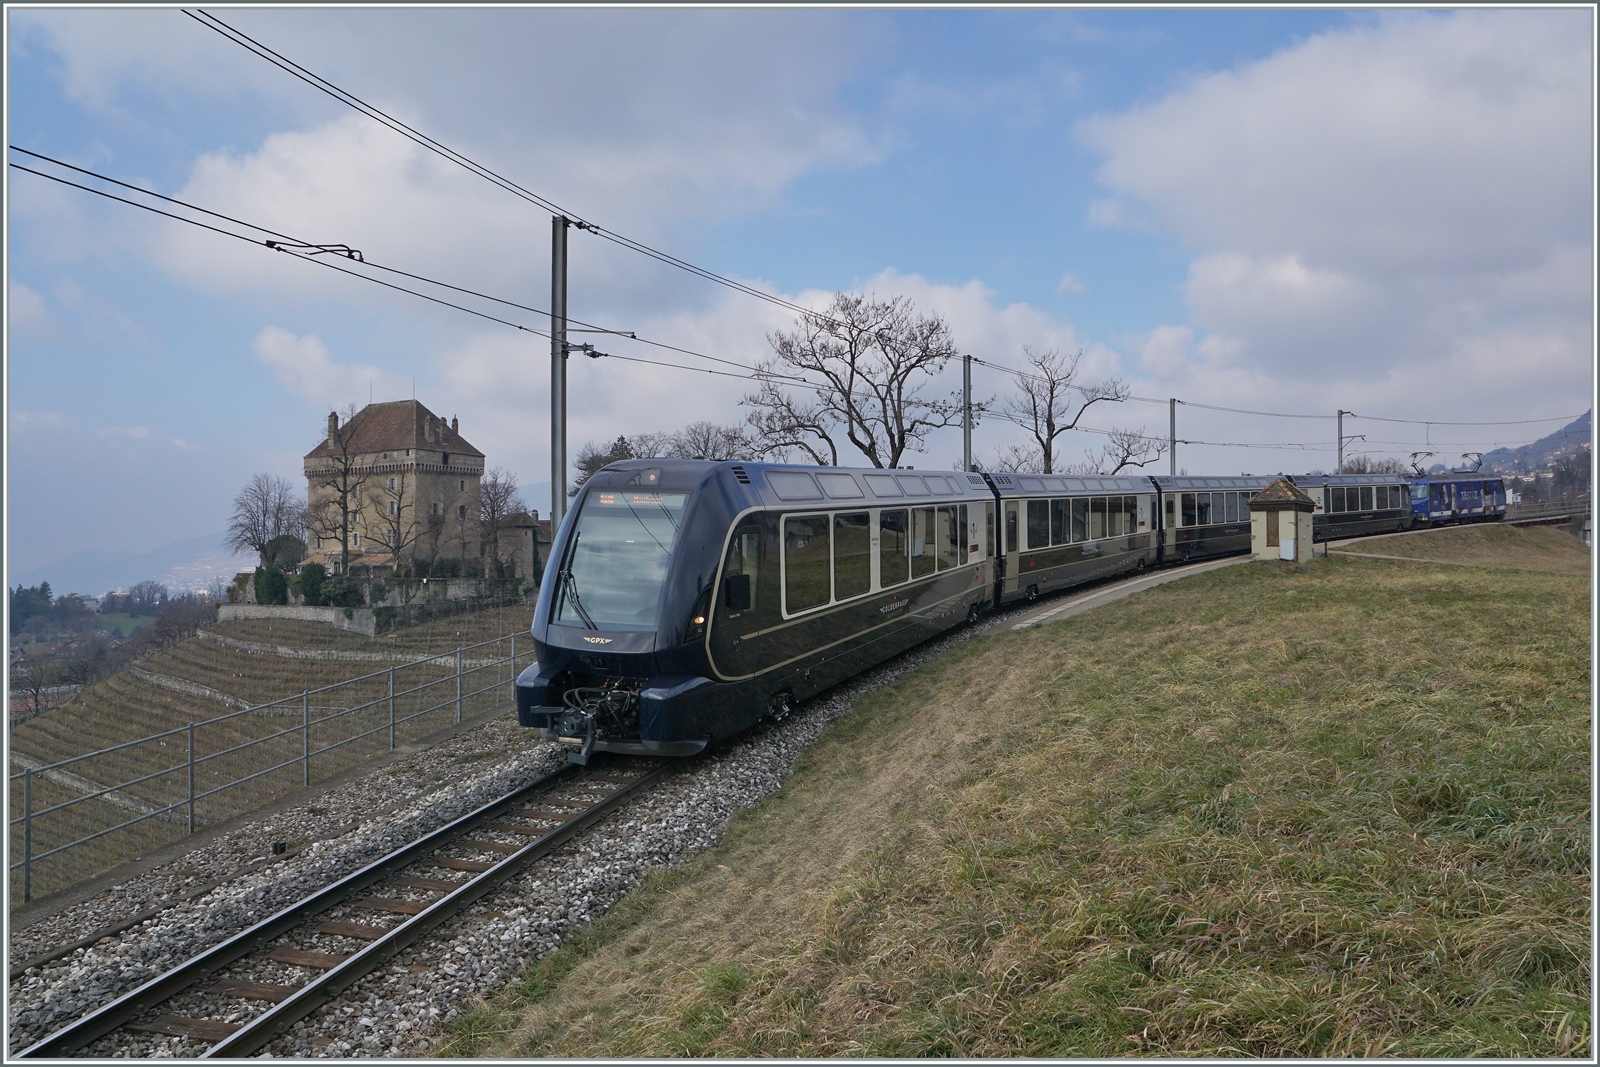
[1341,523,1590,576]
[446,547,1591,1058]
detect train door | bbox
[1003,500,1020,595]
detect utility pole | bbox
[1169,398,1177,476]
[1337,409,1365,474]
[962,354,973,471]
[550,216,569,526]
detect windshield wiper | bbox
[560,568,599,630]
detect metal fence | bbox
[9,632,529,904]
[1506,495,1590,522]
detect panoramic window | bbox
[1225,492,1239,524]
[879,509,909,588]
[555,490,689,632]
[833,512,872,600]
[1089,497,1107,540]
[1071,498,1088,542]
[1181,493,1196,527]
[783,514,831,613]
[1027,500,1049,549]
[912,507,937,578]
[1050,499,1069,546]
[1360,486,1374,511]
[936,506,959,571]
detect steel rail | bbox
[14,759,596,1057]
[203,759,679,1057]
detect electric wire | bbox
[12,149,1584,458]
[8,147,803,383]
[182,8,846,331]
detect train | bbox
[515,460,1505,762]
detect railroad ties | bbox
[16,756,679,1059]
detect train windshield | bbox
[555,490,690,632]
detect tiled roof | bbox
[1250,478,1315,507]
[304,400,484,461]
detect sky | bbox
[6,6,1595,584]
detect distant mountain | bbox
[10,531,256,598]
[1482,410,1590,474]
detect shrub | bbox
[322,574,365,608]
[300,562,328,607]
[253,566,289,606]
[368,581,389,606]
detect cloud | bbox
[8,282,54,336]
[1085,198,1124,227]
[52,9,886,319]
[1056,273,1085,294]
[1081,9,1592,419]
[252,326,402,408]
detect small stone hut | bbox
[1250,478,1316,563]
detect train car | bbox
[515,459,995,761]
[984,472,1159,603]
[1293,474,1413,541]
[1408,474,1507,525]
[1148,476,1276,563]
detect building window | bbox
[459,478,466,492]
[433,502,441,516]
[388,477,397,490]
[352,532,360,547]
[458,504,467,520]
[389,500,397,516]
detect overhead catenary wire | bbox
[12,149,1582,457]
[181,8,852,333]
[8,147,806,384]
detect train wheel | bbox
[768,691,793,723]
[1024,585,1039,602]
[966,603,981,625]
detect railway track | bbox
[16,755,678,1058]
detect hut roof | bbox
[1251,478,1315,507]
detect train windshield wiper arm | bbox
[560,569,599,630]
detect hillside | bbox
[1482,410,1590,474]
[9,602,533,902]
[448,543,1590,1056]
[1338,524,1589,576]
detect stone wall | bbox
[216,603,378,637]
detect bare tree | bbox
[988,442,1043,473]
[225,473,303,562]
[364,471,422,571]
[744,292,982,469]
[1002,347,1127,473]
[305,407,369,573]
[670,421,750,461]
[1063,428,1169,476]
[478,467,529,579]
[628,431,677,459]
[743,384,838,465]
[1342,455,1411,475]
[571,436,633,495]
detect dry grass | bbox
[1341,523,1590,576]
[444,547,1590,1058]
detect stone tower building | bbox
[303,400,485,574]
